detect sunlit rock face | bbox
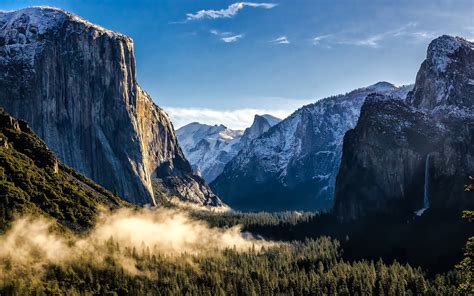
[334,36,474,221]
[0,7,221,206]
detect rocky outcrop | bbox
[211,83,412,211]
[0,7,221,206]
[240,114,281,147]
[334,36,474,220]
[408,36,474,109]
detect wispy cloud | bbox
[164,107,291,130]
[311,34,332,45]
[271,36,290,44]
[210,29,231,36]
[336,22,434,48]
[338,35,382,48]
[187,2,277,21]
[222,34,245,43]
[308,23,436,48]
[210,30,245,43]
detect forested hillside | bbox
[0,108,127,233]
[1,237,462,295]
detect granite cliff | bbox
[334,36,474,220]
[0,7,221,206]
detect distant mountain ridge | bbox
[211,82,413,211]
[177,114,281,182]
[0,7,222,207]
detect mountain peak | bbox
[427,35,472,72]
[240,113,281,148]
[257,114,282,126]
[367,81,397,92]
[0,6,127,39]
[407,35,473,109]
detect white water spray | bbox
[423,154,431,209]
[415,154,431,216]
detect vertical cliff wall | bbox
[334,36,474,220]
[0,7,221,206]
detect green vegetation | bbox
[0,110,126,233]
[1,237,461,296]
[0,109,470,295]
[456,176,474,294]
[190,210,317,228]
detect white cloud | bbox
[271,36,290,44]
[221,34,244,43]
[339,35,382,48]
[336,22,433,48]
[164,107,292,130]
[210,30,244,43]
[187,2,277,20]
[311,34,332,45]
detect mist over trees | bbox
[0,236,462,295]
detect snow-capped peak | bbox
[367,81,397,92]
[0,7,131,68]
[176,122,243,182]
[177,114,282,183]
[240,114,282,147]
[260,114,282,127]
[427,35,473,72]
[0,6,126,38]
[211,82,413,211]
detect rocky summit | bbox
[0,7,221,206]
[334,35,474,221]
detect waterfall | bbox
[423,154,431,209]
[415,153,431,216]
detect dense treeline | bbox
[0,237,461,295]
[456,177,474,294]
[190,206,472,276]
[191,210,318,228]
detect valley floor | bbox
[0,207,469,296]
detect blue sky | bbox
[1,0,473,128]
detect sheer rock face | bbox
[408,35,474,110]
[334,36,474,221]
[0,7,221,206]
[211,83,412,211]
[240,114,281,147]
